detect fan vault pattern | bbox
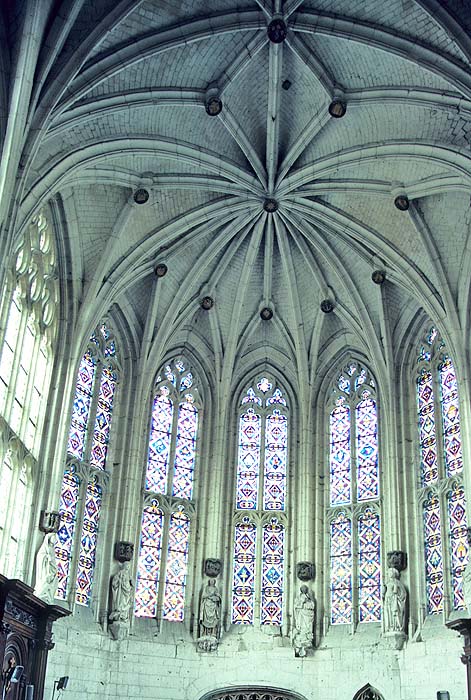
[2,0,471,390]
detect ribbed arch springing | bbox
[328,361,381,625]
[231,374,288,626]
[416,326,468,614]
[134,357,200,621]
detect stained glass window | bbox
[261,518,284,625]
[232,376,288,625]
[330,512,352,624]
[75,476,102,605]
[135,359,199,621]
[329,363,381,624]
[162,510,191,621]
[57,322,120,604]
[134,500,164,618]
[417,327,468,615]
[56,470,80,600]
[424,493,443,614]
[358,509,381,622]
[232,518,257,624]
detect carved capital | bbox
[204,558,222,578]
[387,550,407,571]
[296,561,315,581]
[114,541,134,563]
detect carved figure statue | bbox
[293,585,315,657]
[383,568,407,633]
[109,561,133,624]
[34,532,57,603]
[198,579,221,652]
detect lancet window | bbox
[231,376,288,626]
[328,362,381,625]
[134,359,199,621]
[56,323,119,605]
[416,327,468,614]
[0,210,58,578]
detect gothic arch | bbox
[353,684,385,700]
[199,688,309,700]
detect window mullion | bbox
[19,328,41,442]
[4,309,28,423]
[68,469,89,604]
[84,358,102,462]
[166,393,179,497]
[158,511,172,618]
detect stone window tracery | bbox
[134,358,198,621]
[231,376,288,626]
[0,209,58,578]
[416,326,468,614]
[56,323,119,605]
[328,362,381,625]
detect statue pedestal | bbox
[197,634,218,652]
[382,630,406,651]
[109,621,129,641]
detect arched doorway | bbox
[200,687,308,700]
[353,684,385,700]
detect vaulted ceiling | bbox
[3,0,471,384]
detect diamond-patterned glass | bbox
[236,409,261,510]
[356,395,379,502]
[67,351,97,459]
[439,357,463,477]
[448,485,468,610]
[261,519,284,625]
[162,510,190,621]
[424,494,443,614]
[263,410,287,511]
[89,366,117,470]
[145,389,173,494]
[172,400,198,499]
[56,470,80,600]
[75,476,102,606]
[417,369,437,486]
[330,512,353,624]
[358,508,381,622]
[232,518,257,624]
[134,500,164,618]
[330,399,351,506]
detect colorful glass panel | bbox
[134,501,164,618]
[172,400,198,499]
[356,396,379,501]
[89,366,117,470]
[261,519,284,625]
[257,377,272,393]
[330,400,351,506]
[75,476,102,605]
[417,370,437,486]
[423,494,443,614]
[448,485,468,610]
[358,509,381,622]
[67,351,97,460]
[263,410,287,511]
[146,390,173,493]
[232,518,257,624]
[241,387,262,406]
[56,471,80,600]
[439,357,463,477]
[236,409,261,510]
[162,510,191,621]
[266,388,287,407]
[330,512,353,624]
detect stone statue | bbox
[383,568,407,633]
[109,561,133,640]
[197,579,221,652]
[292,585,315,657]
[34,532,57,603]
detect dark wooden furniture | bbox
[0,576,69,700]
[446,618,471,700]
